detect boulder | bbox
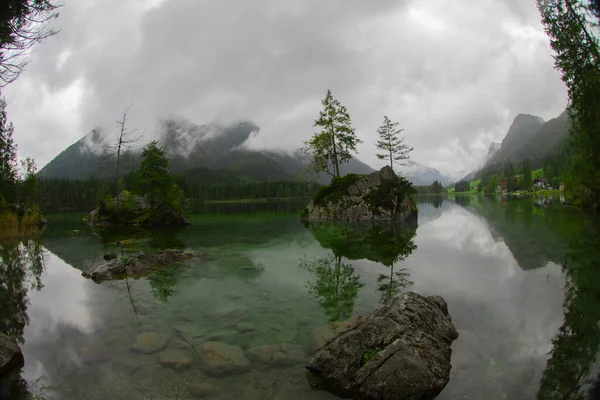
[246,343,306,369]
[158,349,192,371]
[188,382,222,398]
[82,249,200,281]
[131,332,169,354]
[78,342,112,365]
[302,166,417,222]
[197,341,251,377]
[0,333,23,376]
[306,292,458,400]
[234,322,256,333]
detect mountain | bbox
[397,161,448,186]
[39,119,374,184]
[486,142,501,161]
[484,112,568,167]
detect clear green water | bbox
[1,196,600,399]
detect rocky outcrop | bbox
[82,250,200,281]
[302,166,417,222]
[306,292,458,400]
[0,333,23,377]
[86,191,190,227]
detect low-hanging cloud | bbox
[4,0,567,176]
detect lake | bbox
[1,195,599,400]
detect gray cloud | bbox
[3,0,567,176]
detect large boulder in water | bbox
[82,249,200,281]
[301,166,417,222]
[306,292,458,400]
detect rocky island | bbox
[301,166,417,222]
[86,191,190,228]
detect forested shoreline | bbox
[36,176,320,213]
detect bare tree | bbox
[0,1,61,86]
[105,106,142,210]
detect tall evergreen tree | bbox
[0,92,17,202]
[537,0,600,207]
[304,89,362,178]
[375,115,413,173]
[138,141,173,214]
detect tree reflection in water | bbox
[538,220,600,400]
[0,237,46,399]
[301,220,417,321]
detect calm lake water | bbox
[1,195,600,399]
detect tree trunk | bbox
[330,121,340,177]
[389,135,394,172]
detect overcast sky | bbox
[3,0,567,176]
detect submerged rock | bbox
[302,166,417,222]
[78,342,112,365]
[234,322,256,333]
[0,333,23,376]
[131,332,169,354]
[246,343,307,369]
[82,249,200,281]
[188,382,222,398]
[158,349,192,371]
[196,341,251,377]
[307,292,458,400]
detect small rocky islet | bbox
[301,166,418,222]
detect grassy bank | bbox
[0,211,44,239]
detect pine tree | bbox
[303,89,362,178]
[375,115,413,173]
[0,93,17,203]
[138,141,173,214]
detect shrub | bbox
[312,174,361,206]
[363,175,415,214]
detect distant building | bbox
[533,177,551,189]
[500,178,508,193]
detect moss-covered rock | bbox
[302,166,417,222]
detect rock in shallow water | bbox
[234,322,256,333]
[131,332,169,354]
[82,249,200,281]
[78,342,112,365]
[187,382,221,398]
[158,349,192,371]
[196,341,251,377]
[307,292,458,400]
[246,343,306,369]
